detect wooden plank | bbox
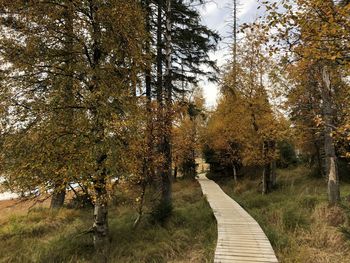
[197,173,279,263]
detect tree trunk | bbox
[321,66,340,204]
[50,0,75,209]
[134,181,147,228]
[50,187,66,209]
[262,141,272,195]
[270,141,277,188]
[144,0,152,104]
[174,165,178,180]
[271,161,276,188]
[156,0,163,105]
[314,138,325,177]
[161,0,173,208]
[232,0,237,94]
[93,202,108,248]
[262,163,271,195]
[93,178,109,256]
[88,2,110,252]
[232,164,237,183]
[142,0,154,193]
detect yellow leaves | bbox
[261,0,350,64]
[314,115,324,127]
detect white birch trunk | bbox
[321,66,340,204]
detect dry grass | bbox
[0,180,216,263]
[212,166,350,263]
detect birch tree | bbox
[0,0,146,252]
[262,0,350,203]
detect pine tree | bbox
[140,0,219,219]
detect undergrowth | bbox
[213,166,350,263]
[0,180,216,263]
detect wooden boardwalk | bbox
[197,173,278,263]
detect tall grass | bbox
[0,180,216,263]
[214,166,350,263]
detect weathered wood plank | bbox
[197,173,278,263]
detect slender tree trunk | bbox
[174,165,178,180]
[262,141,272,195]
[251,111,271,194]
[270,141,277,188]
[155,0,168,205]
[144,0,152,104]
[314,138,325,177]
[93,201,108,248]
[50,187,66,209]
[92,134,109,252]
[50,1,74,209]
[134,180,147,228]
[143,0,154,191]
[156,0,163,105]
[262,163,271,195]
[321,66,340,204]
[161,0,173,207]
[93,175,109,257]
[88,2,109,251]
[232,163,237,183]
[229,0,238,96]
[271,161,276,188]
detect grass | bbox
[0,180,216,263]
[211,166,350,263]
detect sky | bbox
[199,0,263,108]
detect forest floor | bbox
[0,180,216,263]
[210,166,350,263]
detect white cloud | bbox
[240,0,259,18]
[202,81,220,109]
[200,2,219,16]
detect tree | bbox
[262,0,350,203]
[173,89,206,179]
[206,26,285,193]
[0,0,79,209]
[0,0,146,252]
[140,0,219,218]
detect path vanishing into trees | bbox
[197,173,278,263]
